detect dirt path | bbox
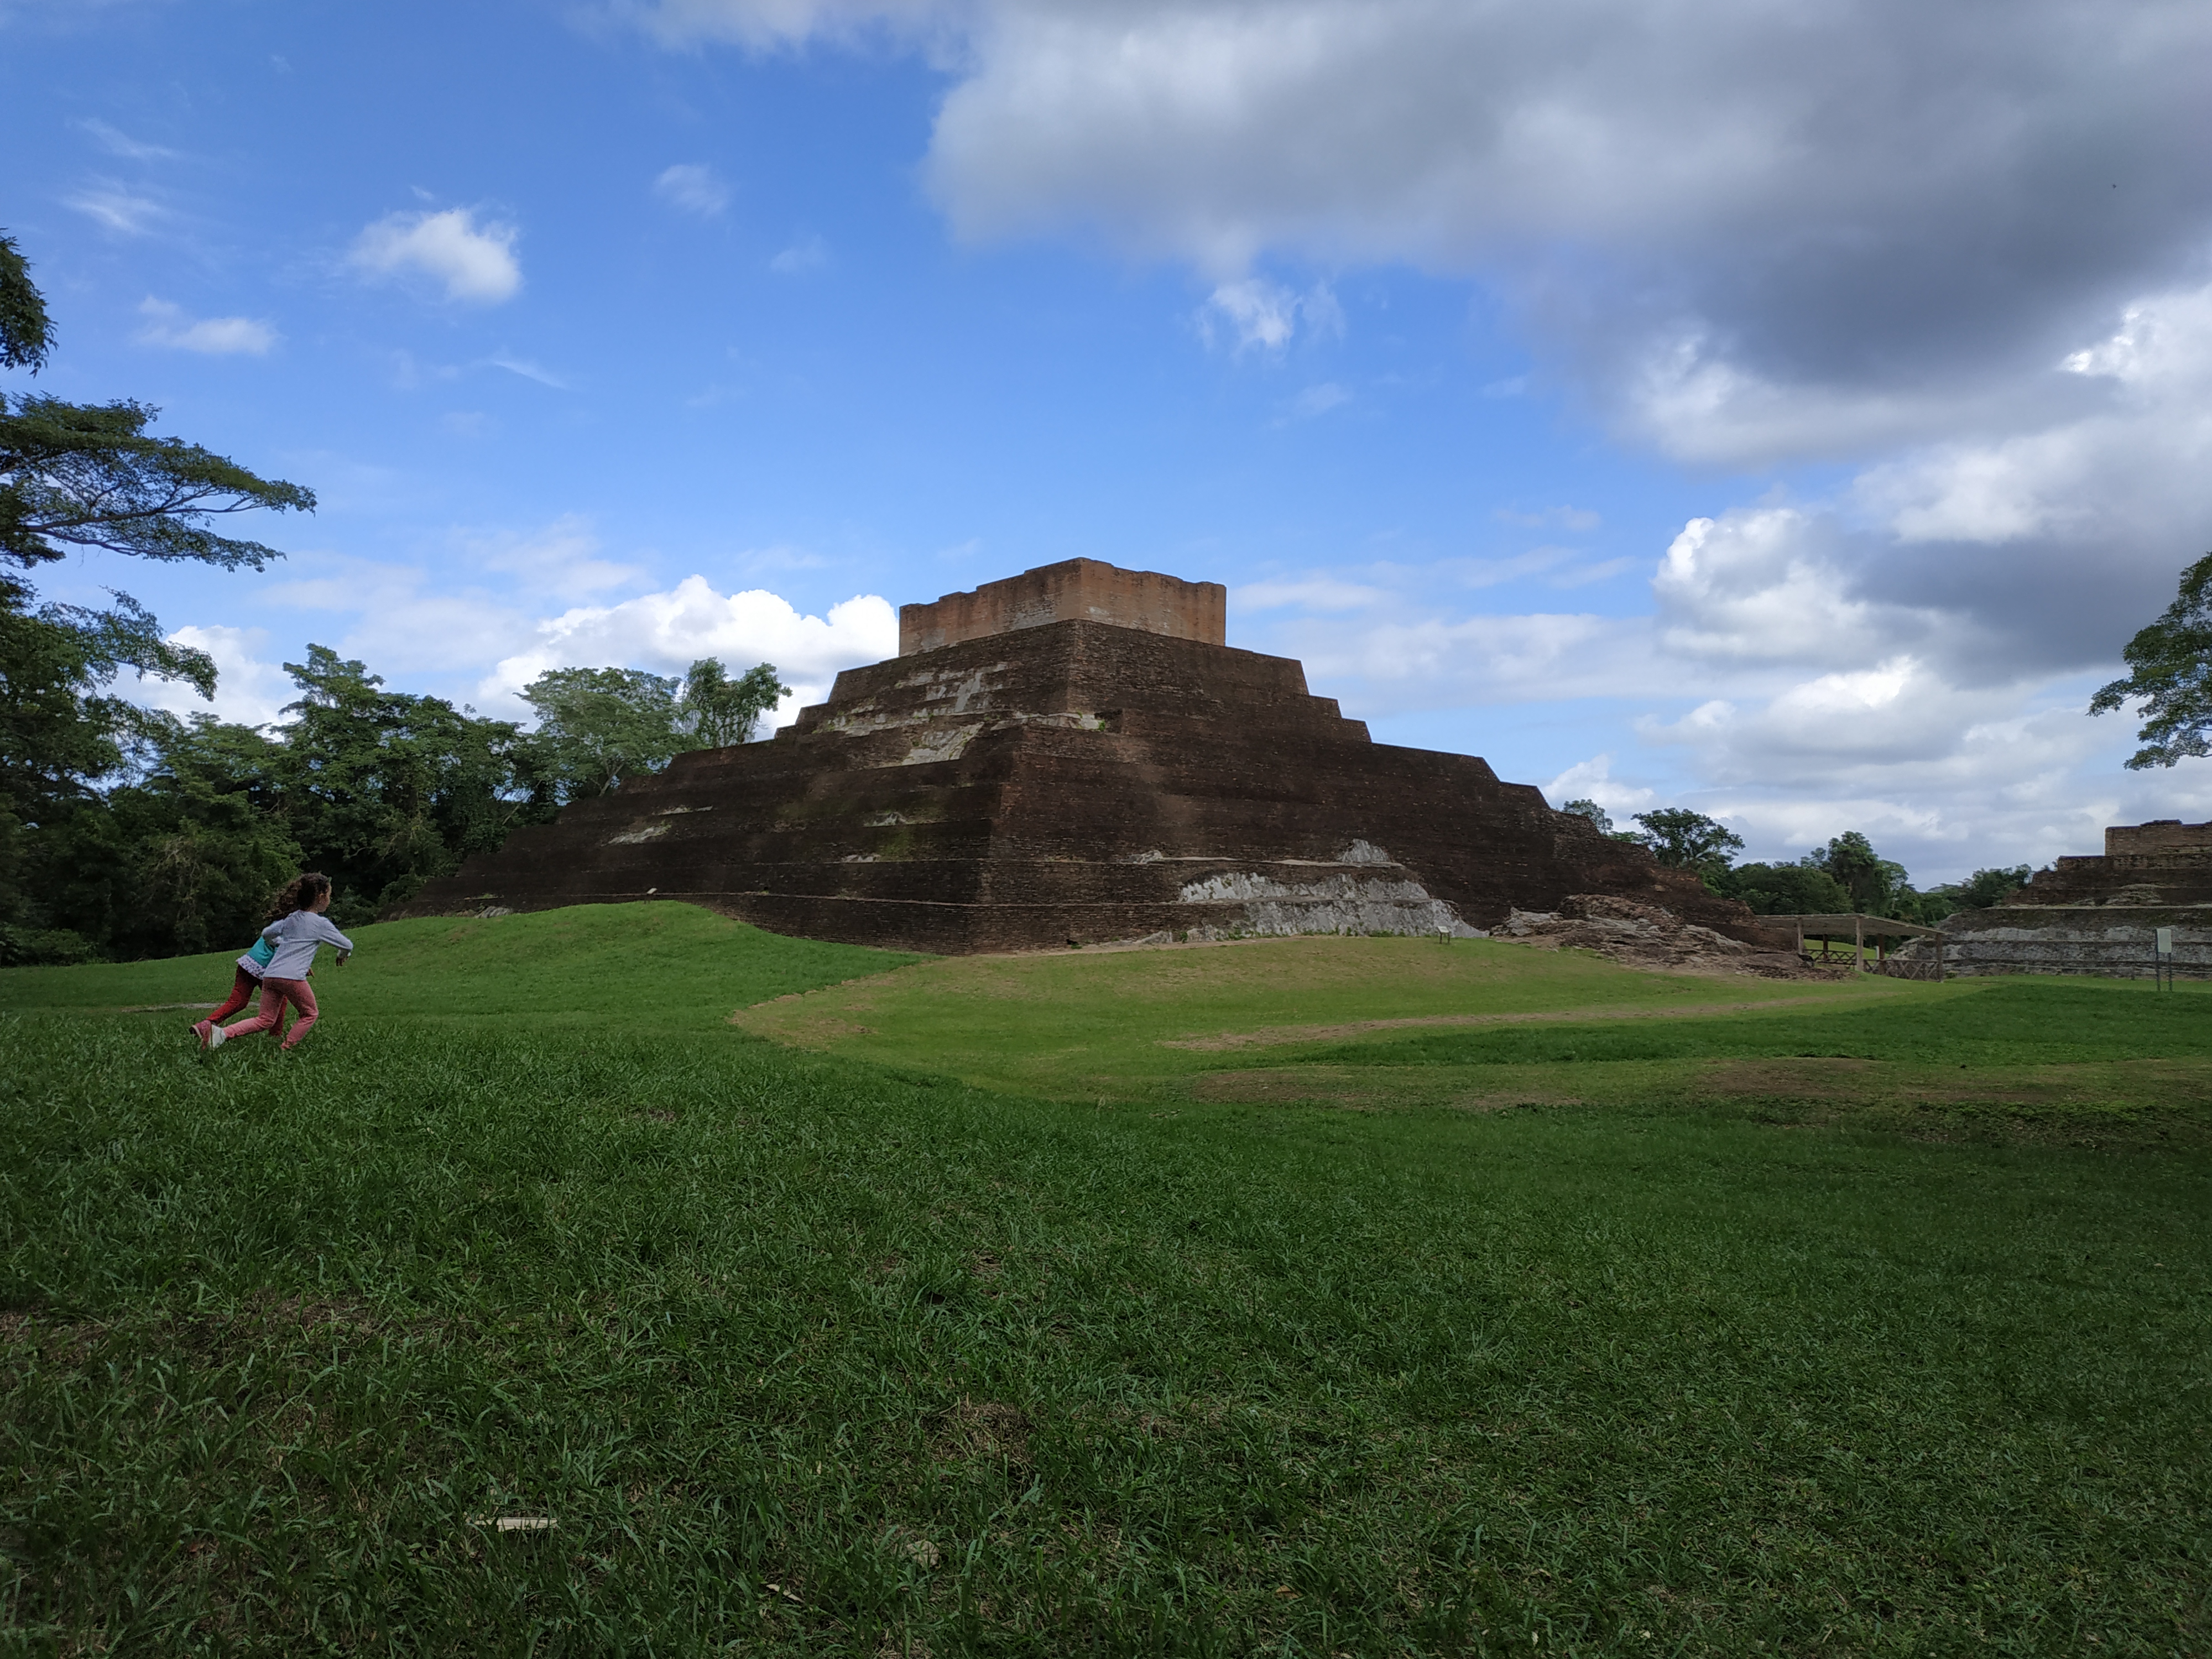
[1159,992,1895,1051]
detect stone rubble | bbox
[1495,894,1836,979]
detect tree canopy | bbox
[2,232,314,577]
[1561,797,2034,926]
[0,231,53,373]
[2,395,315,571]
[1,229,314,961]
[1630,807,1745,872]
[680,658,791,749]
[2089,551,2212,768]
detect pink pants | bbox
[205,968,290,1039]
[223,977,319,1050]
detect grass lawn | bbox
[3,908,2208,1655]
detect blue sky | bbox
[7,0,2211,884]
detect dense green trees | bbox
[2,229,314,963]
[7,637,798,962]
[4,644,792,962]
[519,658,793,803]
[1558,799,2032,923]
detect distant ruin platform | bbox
[1941,817,2212,978]
[2008,817,2212,909]
[394,561,1777,954]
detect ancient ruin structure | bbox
[1940,817,2211,977]
[394,559,1780,954]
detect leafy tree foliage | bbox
[2089,551,2212,768]
[0,581,224,962]
[4,647,561,961]
[1710,862,1854,917]
[3,233,312,577]
[0,232,53,373]
[4,641,793,962]
[1910,864,2032,919]
[1561,797,1615,833]
[680,658,791,749]
[1,231,312,960]
[3,395,315,572]
[1631,807,1745,873]
[521,666,686,801]
[524,657,791,801]
[1801,830,1901,914]
[279,648,555,922]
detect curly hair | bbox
[264,872,332,925]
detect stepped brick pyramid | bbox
[1942,817,2212,978]
[394,559,1774,953]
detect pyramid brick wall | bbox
[392,611,1777,953]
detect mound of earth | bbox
[1496,894,1834,979]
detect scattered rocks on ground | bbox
[1496,894,1839,979]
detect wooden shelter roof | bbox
[1766,912,1944,940]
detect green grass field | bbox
[3,905,2208,1655]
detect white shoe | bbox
[208,1025,227,1050]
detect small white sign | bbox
[2154,926,2174,956]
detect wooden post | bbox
[1854,913,1863,971]
[1794,920,1804,960]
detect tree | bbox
[1561,797,1614,834]
[2089,551,2212,768]
[521,666,687,801]
[1,229,311,955]
[1,232,53,373]
[1800,831,1908,914]
[280,647,551,919]
[1953,864,2031,908]
[3,235,313,577]
[679,658,790,748]
[0,579,223,960]
[1631,807,1745,871]
[1712,862,1852,916]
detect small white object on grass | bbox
[492,1516,555,1533]
[208,1025,226,1050]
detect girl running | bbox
[202,873,354,1052]
[192,887,299,1047]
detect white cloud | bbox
[639,1,2212,456]
[1543,754,1653,817]
[460,515,643,603]
[1285,382,1350,420]
[139,627,294,728]
[484,580,899,728]
[75,118,179,161]
[483,354,566,388]
[65,183,168,236]
[636,0,945,50]
[654,163,731,216]
[349,207,522,304]
[135,298,278,355]
[1200,278,1338,353]
[1235,576,1387,613]
[769,233,830,274]
[1496,505,1600,532]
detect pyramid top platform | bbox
[900,557,1225,655]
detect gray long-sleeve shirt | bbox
[259,910,354,980]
